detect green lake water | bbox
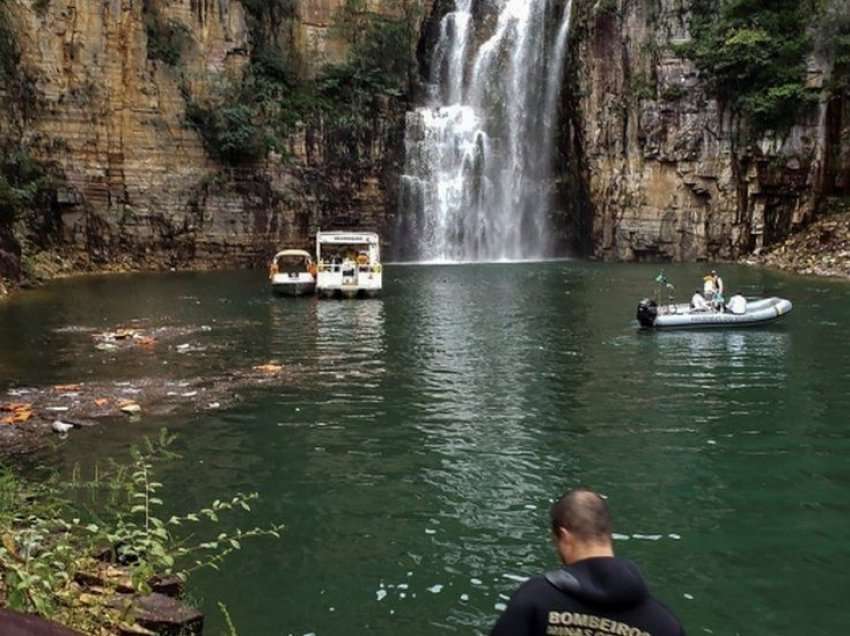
[1,262,849,635]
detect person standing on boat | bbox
[710,270,725,310]
[491,489,685,636]
[710,270,724,297]
[702,273,717,300]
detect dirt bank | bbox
[743,209,850,279]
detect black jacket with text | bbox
[491,557,685,636]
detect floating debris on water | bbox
[51,420,74,434]
[502,573,529,583]
[0,362,300,453]
[53,325,97,334]
[427,584,443,594]
[1,402,33,425]
[254,363,284,375]
[119,401,142,415]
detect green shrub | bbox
[0,430,283,633]
[186,99,267,164]
[682,0,820,132]
[183,5,416,165]
[143,0,191,66]
[0,149,49,226]
[661,84,687,101]
[630,73,656,100]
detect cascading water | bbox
[400,0,574,262]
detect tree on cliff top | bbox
[683,0,821,132]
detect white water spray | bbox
[400,0,574,262]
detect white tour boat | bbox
[269,249,317,297]
[315,231,383,298]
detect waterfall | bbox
[400,0,574,262]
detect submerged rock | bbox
[0,608,82,635]
[130,593,203,636]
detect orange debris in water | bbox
[94,398,110,407]
[0,403,34,425]
[54,384,81,392]
[253,364,283,375]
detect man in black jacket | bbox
[491,489,685,636]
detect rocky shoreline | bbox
[743,208,850,280]
[4,216,850,304]
[0,248,269,299]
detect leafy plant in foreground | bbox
[0,429,283,633]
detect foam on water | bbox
[502,573,530,583]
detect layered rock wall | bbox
[0,0,431,287]
[1,0,847,294]
[571,0,848,262]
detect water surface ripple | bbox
[1,262,848,634]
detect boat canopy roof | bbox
[273,249,313,261]
[316,231,379,245]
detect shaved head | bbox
[550,489,613,544]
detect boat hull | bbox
[272,282,316,297]
[316,270,382,299]
[638,297,792,330]
[271,273,316,297]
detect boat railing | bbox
[318,261,382,274]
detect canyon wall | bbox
[570,0,849,262]
[1,0,848,294]
[0,0,430,288]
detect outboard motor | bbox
[636,298,658,328]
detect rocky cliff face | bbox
[1,0,847,294]
[0,0,430,290]
[570,0,849,262]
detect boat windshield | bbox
[275,255,310,274]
